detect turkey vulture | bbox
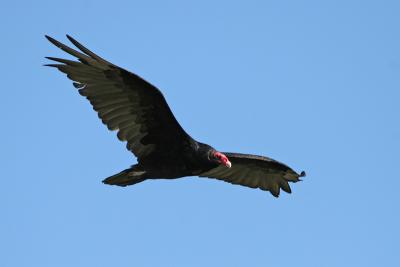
[45,35,305,197]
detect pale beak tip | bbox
[226,161,232,168]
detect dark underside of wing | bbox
[45,35,191,160]
[199,153,305,197]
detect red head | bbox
[213,151,232,168]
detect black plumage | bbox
[46,35,305,197]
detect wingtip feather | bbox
[270,190,280,198]
[43,63,61,67]
[279,180,292,194]
[66,34,75,43]
[298,171,306,181]
[45,35,61,47]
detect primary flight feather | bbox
[45,35,305,197]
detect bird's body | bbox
[46,35,305,197]
[107,141,220,186]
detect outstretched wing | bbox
[45,35,192,160]
[199,153,305,197]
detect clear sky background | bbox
[1,1,399,266]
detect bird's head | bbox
[211,151,232,168]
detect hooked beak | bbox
[214,151,232,168]
[221,156,232,168]
[225,160,232,168]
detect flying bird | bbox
[45,35,305,197]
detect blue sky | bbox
[2,1,399,266]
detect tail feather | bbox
[102,166,147,187]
